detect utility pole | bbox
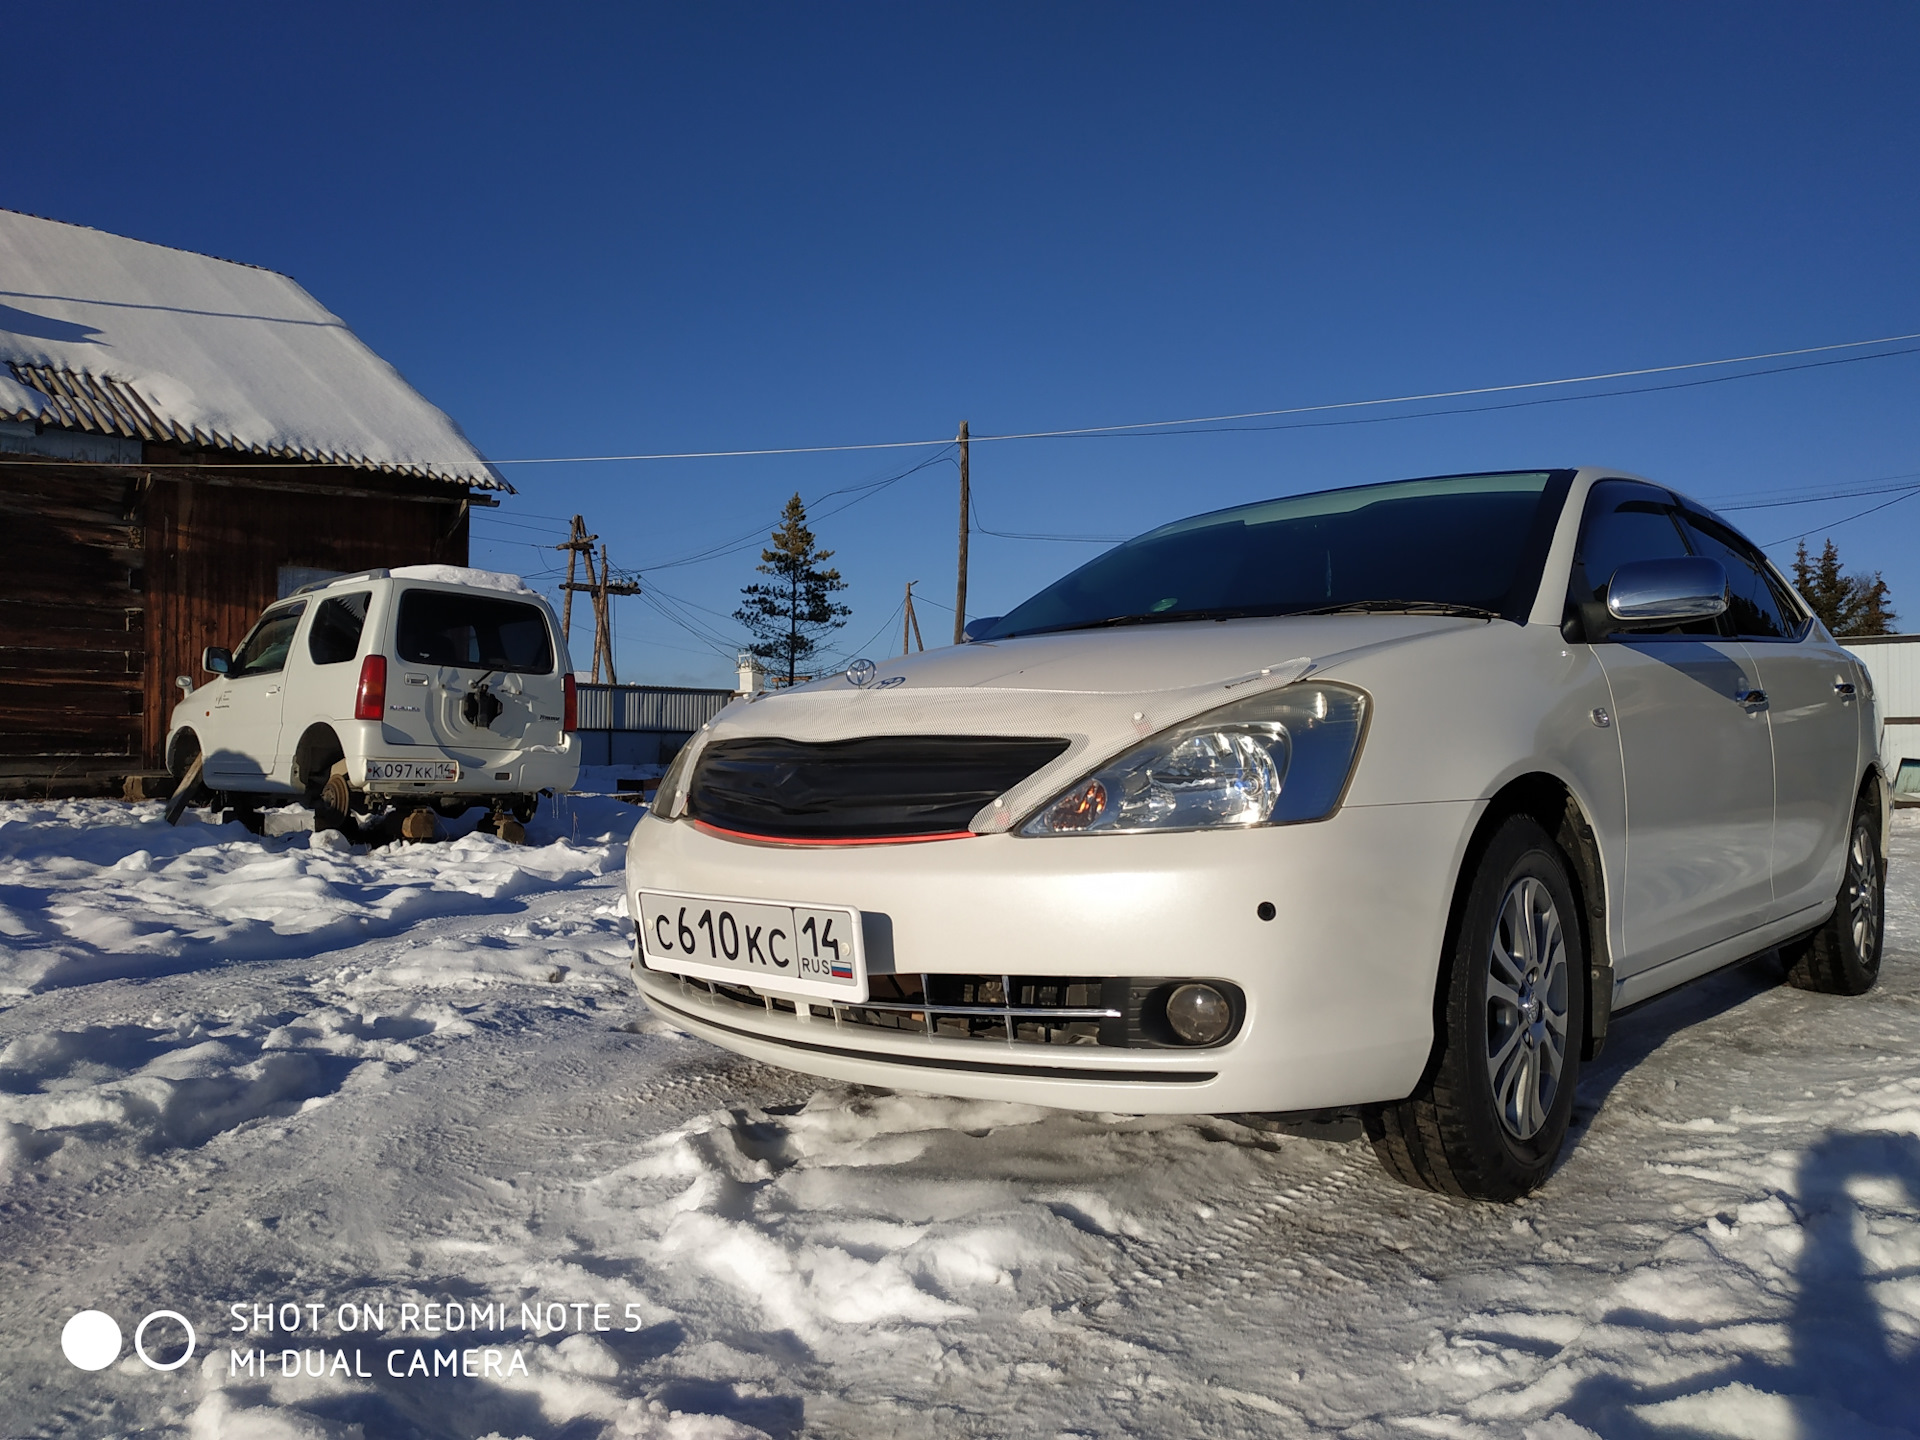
[592,542,641,684]
[902,580,924,656]
[554,515,597,649]
[953,420,970,643]
[558,524,638,683]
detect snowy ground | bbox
[0,797,1916,1440]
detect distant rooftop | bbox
[0,210,507,490]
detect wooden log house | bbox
[0,210,509,795]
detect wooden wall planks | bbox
[0,458,469,788]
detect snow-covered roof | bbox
[0,210,507,490]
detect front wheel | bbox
[1365,815,1585,1201]
[1784,794,1883,996]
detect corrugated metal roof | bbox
[0,210,508,490]
[2,363,487,483]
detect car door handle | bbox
[265,686,281,696]
[1834,680,1857,699]
[1736,688,1768,708]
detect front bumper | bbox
[625,799,1479,1114]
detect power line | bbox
[466,330,1920,465]
[1764,486,1920,547]
[1715,470,1920,512]
[638,447,954,573]
[970,493,1126,544]
[1042,345,1920,445]
[815,598,907,670]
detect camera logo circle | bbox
[62,1309,197,1372]
[134,1311,196,1371]
[61,1311,121,1371]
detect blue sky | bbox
[15,4,1920,683]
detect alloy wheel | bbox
[1485,876,1570,1141]
[1847,821,1881,965]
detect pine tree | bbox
[1791,538,1897,636]
[734,494,852,684]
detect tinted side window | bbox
[307,592,370,665]
[1676,511,1794,640]
[396,590,554,674]
[231,602,307,678]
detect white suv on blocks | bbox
[625,468,1887,1201]
[167,566,580,832]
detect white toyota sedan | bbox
[625,468,1885,1200]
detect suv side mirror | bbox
[1605,557,1729,626]
[202,646,233,675]
[962,616,1003,642]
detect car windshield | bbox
[982,471,1570,639]
[396,588,555,673]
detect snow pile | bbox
[0,799,621,995]
[0,800,1914,1437]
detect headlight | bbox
[1021,683,1368,836]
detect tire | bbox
[1784,794,1883,996]
[1365,816,1586,1201]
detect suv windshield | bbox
[396,589,555,673]
[982,471,1572,639]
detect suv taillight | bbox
[563,673,578,732]
[355,655,387,721]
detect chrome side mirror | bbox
[202,646,233,675]
[1606,557,1729,625]
[962,615,1003,642]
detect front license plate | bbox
[638,889,865,1002]
[366,759,459,784]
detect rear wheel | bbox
[1365,816,1585,1201]
[1784,794,1883,996]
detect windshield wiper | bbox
[1013,606,1275,636]
[1289,599,1503,620]
[1005,599,1501,638]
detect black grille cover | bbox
[688,734,1071,839]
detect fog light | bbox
[1165,983,1231,1045]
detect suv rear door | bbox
[390,585,564,754]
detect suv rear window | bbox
[308,592,370,665]
[396,589,554,674]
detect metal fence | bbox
[1840,635,1920,799]
[573,683,735,733]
